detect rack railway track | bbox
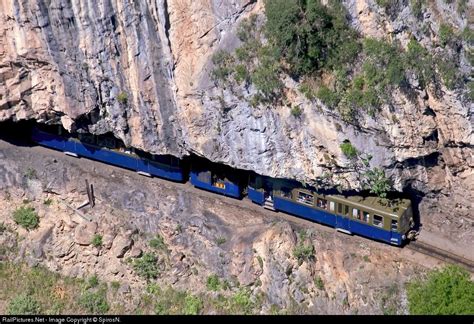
[406,240,474,273]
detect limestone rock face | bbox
[0,0,472,230]
[74,221,97,246]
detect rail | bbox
[406,240,474,273]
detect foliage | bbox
[363,167,391,199]
[149,286,202,315]
[211,50,234,83]
[407,265,474,315]
[87,275,99,289]
[404,39,435,88]
[436,56,460,90]
[290,106,302,118]
[314,276,324,290]
[24,168,37,180]
[7,294,41,315]
[13,206,39,230]
[0,222,6,233]
[133,252,159,280]
[264,0,360,76]
[340,141,358,159]
[439,23,455,47]
[410,0,425,18]
[215,237,226,245]
[317,86,340,108]
[116,92,128,104]
[43,198,53,206]
[206,274,221,291]
[229,288,254,315]
[79,290,109,314]
[149,235,166,250]
[184,294,203,315]
[91,234,103,248]
[467,81,474,101]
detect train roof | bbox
[330,194,411,218]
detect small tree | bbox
[363,167,391,198]
[133,252,159,280]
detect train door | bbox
[336,203,351,233]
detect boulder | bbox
[74,222,98,245]
[110,235,133,258]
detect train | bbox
[31,123,417,246]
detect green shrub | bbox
[206,274,221,291]
[91,234,103,247]
[407,265,474,315]
[87,275,99,289]
[117,92,128,104]
[79,290,109,314]
[0,222,6,233]
[436,56,460,90]
[314,276,325,290]
[467,81,474,101]
[317,86,340,108]
[24,168,37,180]
[410,0,425,18]
[290,106,302,118]
[340,141,358,159]
[149,235,166,250]
[234,64,249,84]
[43,198,53,206]
[363,167,391,199]
[439,23,455,47]
[215,237,226,245]
[293,244,314,264]
[7,294,41,315]
[299,83,316,100]
[13,206,39,230]
[457,0,468,14]
[405,39,434,88]
[264,0,359,75]
[133,252,159,280]
[184,294,203,315]
[211,50,234,82]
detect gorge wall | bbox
[0,0,472,242]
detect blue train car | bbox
[189,161,242,198]
[248,175,413,246]
[31,125,185,182]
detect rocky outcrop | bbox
[0,1,472,243]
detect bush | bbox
[290,106,302,118]
[79,290,109,314]
[211,50,234,82]
[215,237,226,245]
[91,234,103,247]
[410,0,425,18]
[363,167,391,199]
[117,92,128,104]
[184,295,203,315]
[467,81,474,101]
[133,252,159,280]
[407,265,474,315]
[264,0,360,75]
[340,141,358,159]
[87,275,99,289]
[206,274,221,291]
[13,206,39,230]
[436,56,460,90]
[7,294,41,315]
[149,235,166,250]
[314,276,325,290]
[317,86,340,108]
[439,23,455,47]
[293,244,314,264]
[0,222,6,233]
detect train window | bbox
[79,133,95,145]
[362,211,370,223]
[329,201,336,212]
[373,215,383,228]
[297,192,313,205]
[352,208,359,218]
[391,220,398,231]
[281,188,292,199]
[316,198,327,209]
[98,137,116,149]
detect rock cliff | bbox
[0,0,472,241]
